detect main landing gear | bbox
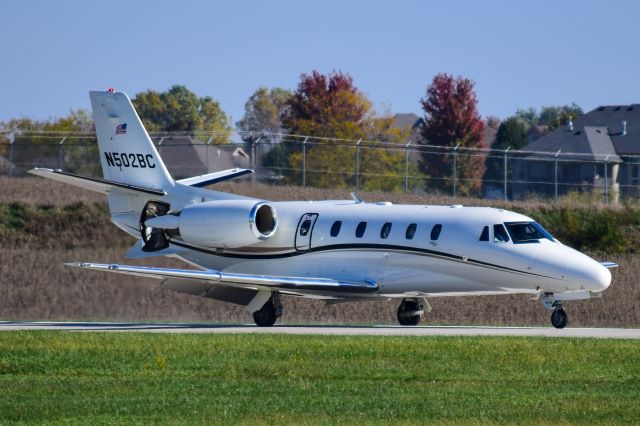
[397,298,425,326]
[253,294,283,327]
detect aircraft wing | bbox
[65,262,378,293]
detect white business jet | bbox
[29,90,616,328]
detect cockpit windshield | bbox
[504,222,555,244]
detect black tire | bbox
[397,301,423,326]
[253,301,277,327]
[551,308,568,329]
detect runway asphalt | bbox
[1,321,639,338]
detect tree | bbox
[236,87,292,171]
[357,115,421,191]
[418,73,485,195]
[482,117,528,194]
[514,103,583,131]
[132,85,231,141]
[283,70,371,139]
[281,70,372,188]
[236,87,292,137]
[0,110,97,175]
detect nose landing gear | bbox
[540,294,569,329]
[551,304,569,329]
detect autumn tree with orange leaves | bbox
[282,70,415,189]
[419,73,485,195]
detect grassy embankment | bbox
[1,177,639,326]
[0,332,639,424]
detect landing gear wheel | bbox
[252,295,282,327]
[253,300,277,327]
[551,307,568,329]
[397,299,424,326]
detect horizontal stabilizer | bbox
[600,262,618,269]
[28,168,165,196]
[177,168,253,188]
[65,262,378,293]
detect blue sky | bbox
[1,0,639,124]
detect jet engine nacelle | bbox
[145,200,278,249]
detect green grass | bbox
[0,333,639,424]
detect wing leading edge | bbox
[65,262,378,293]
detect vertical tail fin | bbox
[90,90,174,191]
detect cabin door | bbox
[295,213,319,251]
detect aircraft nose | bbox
[590,263,612,291]
[567,260,611,291]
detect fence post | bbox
[554,149,561,204]
[452,143,460,197]
[251,134,263,183]
[58,137,66,170]
[302,137,308,187]
[503,147,510,201]
[404,140,412,192]
[206,135,214,173]
[8,133,14,177]
[604,155,610,205]
[355,139,362,191]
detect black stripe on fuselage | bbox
[168,240,559,280]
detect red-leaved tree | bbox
[283,70,370,139]
[419,73,485,195]
[281,70,372,187]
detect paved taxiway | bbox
[1,321,639,339]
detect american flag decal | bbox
[115,123,127,134]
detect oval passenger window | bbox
[330,221,342,237]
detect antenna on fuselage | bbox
[350,192,363,204]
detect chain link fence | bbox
[1,130,639,203]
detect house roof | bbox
[523,125,621,162]
[573,104,640,155]
[154,136,251,179]
[392,113,421,130]
[522,104,640,160]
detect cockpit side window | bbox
[479,226,489,241]
[505,222,555,244]
[493,224,510,243]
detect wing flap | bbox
[65,262,378,293]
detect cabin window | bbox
[505,222,555,244]
[380,222,392,239]
[405,223,417,240]
[299,219,312,236]
[430,224,442,240]
[330,221,342,237]
[493,224,510,243]
[479,226,489,241]
[355,221,367,238]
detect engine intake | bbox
[250,202,277,239]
